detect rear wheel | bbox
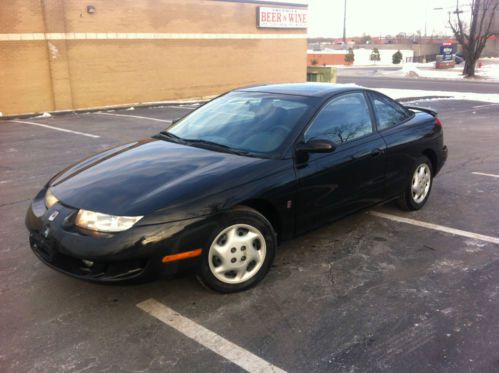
[398,156,433,211]
[197,206,276,293]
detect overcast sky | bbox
[307,0,465,38]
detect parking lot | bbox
[1,98,499,372]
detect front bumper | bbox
[26,189,217,283]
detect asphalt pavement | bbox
[1,92,499,372]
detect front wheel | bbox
[398,156,433,211]
[197,206,276,293]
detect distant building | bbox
[483,7,499,57]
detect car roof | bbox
[236,82,363,98]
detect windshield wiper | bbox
[156,131,186,144]
[183,139,253,157]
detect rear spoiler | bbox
[405,105,438,117]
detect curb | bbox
[0,97,214,121]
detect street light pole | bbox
[343,0,347,44]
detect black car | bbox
[26,83,448,292]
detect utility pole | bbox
[343,0,347,44]
[424,0,428,38]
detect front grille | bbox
[29,232,147,281]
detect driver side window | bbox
[304,92,373,144]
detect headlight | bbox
[45,189,59,209]
[75,209,143,233]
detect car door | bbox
[368,91,422,199]
[294,91,387,234]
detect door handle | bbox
[370,148,383,157]
[352,148,384,160]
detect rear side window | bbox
[304,92,373,144]
[371,93,411,130]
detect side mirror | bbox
[296,139,336,154]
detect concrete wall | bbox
[314,43,442,57]
[308,48,415,66]
[0,0,307,116]
[483,37,499,57]
[483,6,499,56]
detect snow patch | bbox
[35,112,52,118]
[401,63,420,78]
[48,42,59,59]
[376,88,499,104]
[381,58,499,81]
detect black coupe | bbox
[26,83,447,292]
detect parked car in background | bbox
[26,83,447,292]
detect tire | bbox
[397,156,433,211]
[197,206,277,293]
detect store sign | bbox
[440,42,454,61]
[257,7,308,29]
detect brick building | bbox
[0,0,308,116]
[483,6,499,57]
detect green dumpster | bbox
[307,66,337,83]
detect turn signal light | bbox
[162,249,203,263]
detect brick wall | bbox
[307,53,348,66]
[0,0,307,116]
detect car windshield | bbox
[164,91,313,156]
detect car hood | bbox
[50,138,274,217]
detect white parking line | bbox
[167,105,199,110]
[472,172,499,179]
[94,112,172,124]
[370,211,499,245]
[137,298,287,373]
[10,120,100,138]
[472,103,499,109]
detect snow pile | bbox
[478,60,499,81]
[402,63,420,78]
[377,88,499,104]
[35,112,52,118]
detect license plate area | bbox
[30,231,56,262]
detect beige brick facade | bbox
[0,0,307,115]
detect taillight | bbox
[435,117,443,127]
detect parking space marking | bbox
[370,211,499,245]
[94,112,173,124]
[137,298,287,373]
[10,120,100,138]
[472,103,499,109]
[472,172,499,179]
[166,105,199,110]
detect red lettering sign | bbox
[258,7,308,29]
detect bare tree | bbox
[449,0,498,77]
